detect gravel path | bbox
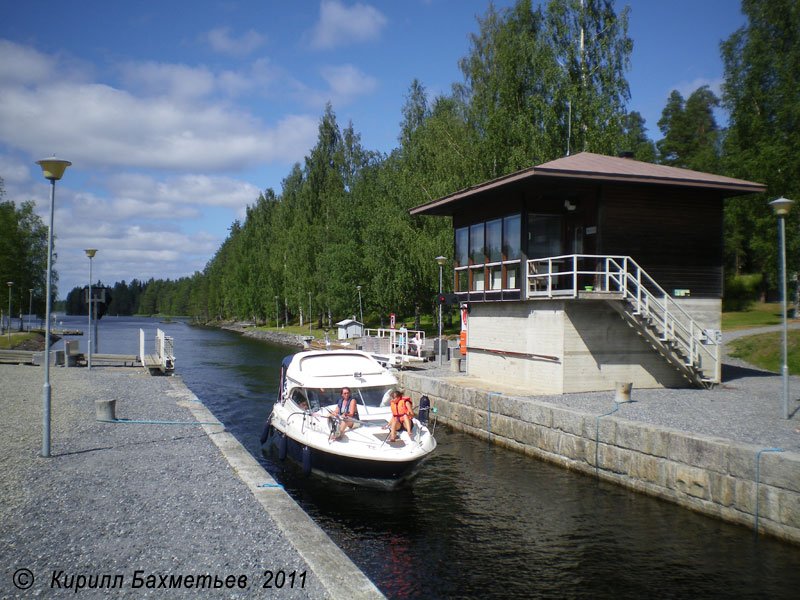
[412,336,800,453]
[0,365,329,599]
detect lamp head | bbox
[84,248,98,258]
[7,281,13,287]
[769,197,794,217]
[356,285,361,291]
[435,255,447,266]
[36,156,71,181]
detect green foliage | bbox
[721,0,800,286]
[656,86,721,172]
[722,273,762,312]
[0,180,53,318]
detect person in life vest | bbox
[385,390,414,442]
[329,387,358,440]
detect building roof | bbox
[409,152,767,216]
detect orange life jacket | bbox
[390,396,412,419]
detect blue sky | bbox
[0,0,746,297]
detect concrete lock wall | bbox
[400,372,800,545]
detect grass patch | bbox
[0,332,38,349]
[721,302,788,330]
[728,329,800,374]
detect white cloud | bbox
[119,62,216,99]
[206,27,266,57]
[320,64,378,105]
[0,40,319,172]
[310,0,388,50]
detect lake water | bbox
[55,315,800,599]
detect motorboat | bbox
[261,350,437,488]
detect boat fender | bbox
[259,421,271,445]
[301,445,312,477]
[278,432,287,460]
[418,395,431,425]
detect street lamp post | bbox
[36,156,71,457]
[356,285,363,324]
[770,197,794,420]
[6,282,13,343]
[85,249,97,370]
[309,291,312,333]
[436,256,447,365]
[274,295,279,329]
[28,289,33,332]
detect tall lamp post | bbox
[85,249,97,370]
[308,291,312,333]
[436,256,447,365]
[6,281,13,343]
[770,197,794,420]
[36,156,71,458]
[274,295,279,329]
[28,288,33,332]
[356,285,363,324]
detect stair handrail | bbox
[604,256,717,372]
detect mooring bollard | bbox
[95,399,117,421]
[615,381,632,403]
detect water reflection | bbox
[63,315,800,600]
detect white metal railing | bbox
[363,328,425,358]
[155,328,175,370]
[526,254,719,383]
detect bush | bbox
[723,273,762,312]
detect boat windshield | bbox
[296,385,395,411]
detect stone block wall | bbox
[401,372,800,545]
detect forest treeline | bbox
[5,0,799,326]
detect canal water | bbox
[59,315,800,599]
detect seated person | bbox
[385,390,414,442]
[328,387,358,439]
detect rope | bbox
[755,448,783,534]
[97,418,224,426]
[595,401,620,477]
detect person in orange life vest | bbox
[329,387,358,439]
[386,390,414,442]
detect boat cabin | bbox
[410,152,766,392]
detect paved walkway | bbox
[0,365,383,599]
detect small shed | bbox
[336,319,364,340]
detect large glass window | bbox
[455,227,468,267]
[469,223,484,264]
[503,215,521,260]
[486,218,503,262]
[528,214,562,258]
[456,214,521,295]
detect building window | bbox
[455,226,468,267]
[455,214,521,296]
[469,223,484,264]
[486,218,503,263]
[503,214,521,260]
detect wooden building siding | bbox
[597,184,724,298]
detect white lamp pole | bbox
[28,288,33,332]
[770,197,794,420]
[36,156,71,458]
[356,285,363,324]
[6,282,13,343]
[309,291,312,333]
[436,256,447,365]
[274,295,279,328]
[85,249,97,370]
